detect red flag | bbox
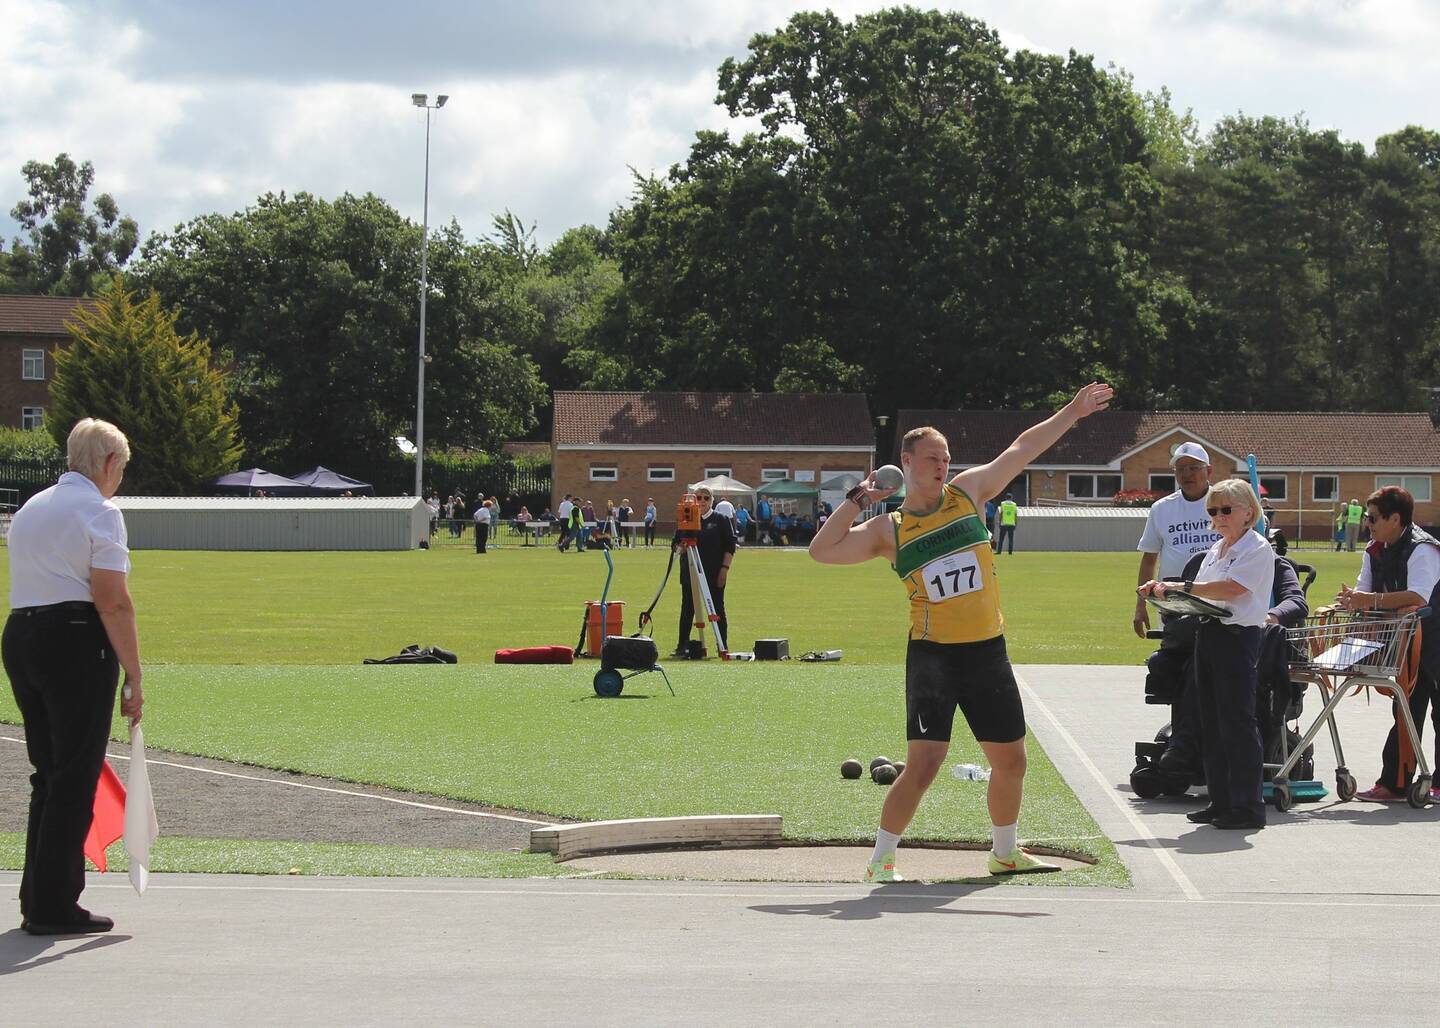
[84,759,126,873]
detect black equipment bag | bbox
[364,644,459,665]
[601,635,658,671]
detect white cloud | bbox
[3,0,1440,252]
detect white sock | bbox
[991,822,1018,857]
[871,828,902,864]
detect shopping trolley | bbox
[1268,606,1431,811]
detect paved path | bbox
[3,664,1437,1025]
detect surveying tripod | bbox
[674,492,730,659]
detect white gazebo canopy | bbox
[686,474,757,504]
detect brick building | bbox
[552,391,875,528]
[0,294,96,429]
[893,409,1440,538]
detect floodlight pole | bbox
[412,92,448,497]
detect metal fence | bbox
[0,457,68,509]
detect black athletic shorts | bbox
[905,635,1026,744]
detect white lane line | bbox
[1015,671,1204,902]
[0,734,551,827]
[10,877,1436,910]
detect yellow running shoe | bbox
[865,854,903,883]
[988,847,1061,875]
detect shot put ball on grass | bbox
[841,758,863,780]
[873,465,904,491]
[872,763,899,785]
[870,756,892,772]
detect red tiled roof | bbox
[894,410,1440,469]
[0,294,98,337]
[553,392,874,447]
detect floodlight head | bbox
[411,93,427,107]
[436,94,449,108]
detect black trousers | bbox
[3,604,119,922]
[474,523,489,553]
[1378,668,1440,790]
[996,525,1015,554]
[1195,621,1264,819]
[644,523,656,547]
[678,570,727,653]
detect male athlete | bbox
[808,382,1114,882]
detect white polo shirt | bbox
[1195,529,1275,628]
[1356,540,1440,600]
[8,472,130,608]
[1138,490,1222,580]
[557,499,574,522]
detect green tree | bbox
[47,277,242,494]
[2,154,139,296]
[133,193,546,468]
[583,7,1170,414]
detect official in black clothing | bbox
[4,418,143,935]
[1140,478,1275,830]
[673,488,737,656]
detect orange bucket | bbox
[585,601,624,657]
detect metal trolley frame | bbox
[1269,607,1431,811]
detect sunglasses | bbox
[1206,505,1235,517]
[697,494,712,500]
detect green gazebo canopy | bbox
[756,478,819,498]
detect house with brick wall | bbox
[0,294,97,430]
[552,391,875,529]
[892,409,1440,539]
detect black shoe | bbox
[1157,748,1196,775]
[24,910,113,935]
[1212,811,1266,830]
[1186,806,1226,824]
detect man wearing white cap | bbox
[1133,441,1220,636]
[1133,441,1221,776]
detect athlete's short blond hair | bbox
[901,426,947,454]
[66,418,130,480]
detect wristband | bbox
[845,485,868,506]
[1183,579,1194,593]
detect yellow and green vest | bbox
[891,484,1004,643]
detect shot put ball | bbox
[893,761,906,776]
[870,756,892,772]
[840,758,863,780]
[872,763,899,785]
[873,465,904,491]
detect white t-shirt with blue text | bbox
[1138,490,1222,580]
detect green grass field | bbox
[0,545,1366,883]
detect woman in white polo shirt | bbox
[1139,478,1275,830]
[4,418,143,935]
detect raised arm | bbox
[953,382,1113,504]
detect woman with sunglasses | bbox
[1139,478,1274,830]
[1336,486,1440,803]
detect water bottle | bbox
[952,763,991,781]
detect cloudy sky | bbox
[4,0,1440,249]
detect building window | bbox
[1312,475,1339,502]
[704,467,731,479]
[1258,475,1287,502]
[21,349,44,381]
[20,407,44,430]
[1067,473,1123,500]
[647,467,674,482]
[589,465,618,482]
[760,468,788,482]
[1377,474,1433,503]
[1149,474,1176,494]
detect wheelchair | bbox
[1129,551,1317,800]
